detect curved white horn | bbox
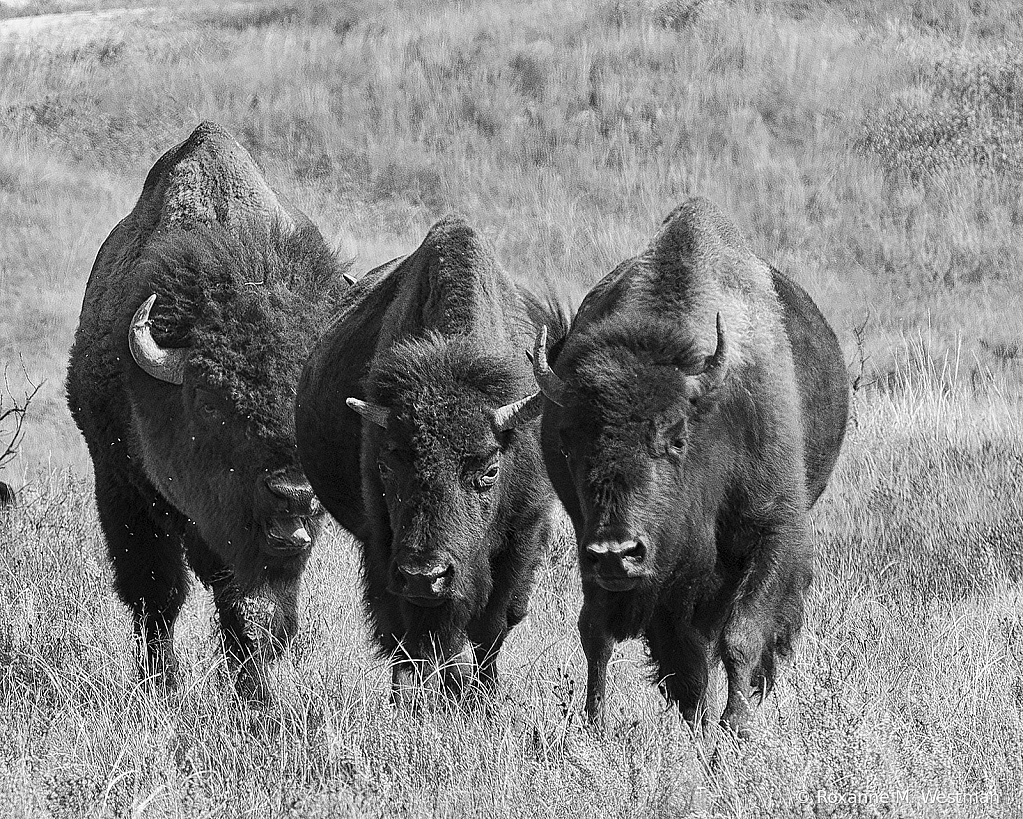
[492,392,544,432]
[693,313,729,398]
[129,294,187,385]
[346,397,390,428]
[532,326,569,407]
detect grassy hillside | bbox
[2,0,1021,479]
[1,0,1022,816]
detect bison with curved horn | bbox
[296,217,563,699]
[66,122,350,694]
[532,198,848,734]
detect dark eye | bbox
[195,388,224,419]
[668,434,686,454]
[197,399,223,422]
[473,462,500,491]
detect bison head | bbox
[349,334,542,609]
[534,314,729,592]
[126,223,341,590]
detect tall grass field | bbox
[1,0,1022,815]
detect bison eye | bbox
[473,463,500,491]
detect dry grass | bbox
[2,0,1022,481]
[1,0,1022,815]
[1,371,1021,817]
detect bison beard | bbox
[66,123,347,695]
[534,197,848,735]
[296,217,562,702]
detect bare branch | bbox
[1,362,43,471]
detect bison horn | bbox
[492,392,544,432]
[346,397,390,428]
[532,326,569,407]
[693,313,729,398]
[129,294,187,385]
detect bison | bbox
[0,481,13,507]
[296,217,561,698]
[532,198,848,733]
[66,122,348,694]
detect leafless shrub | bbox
[1,366,41,474]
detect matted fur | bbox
[540,196,848,733]
[297,216,563,695]
[66,122,350,691]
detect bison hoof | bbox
[140,657,179,693]
[718,709,753,741]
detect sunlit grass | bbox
[1,369,1021,815]
[1,0,1022,815]
[2,0,1022,483]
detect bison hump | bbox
[140,121,295,236]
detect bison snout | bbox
[392,562,454,606]
[264,472,321,517]
[583,538,647,590]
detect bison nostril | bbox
[622,540,646,562]
[266,474,315,502]
[585,539,645,566]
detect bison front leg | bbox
[646,605,710,729]
[185,536,267,700]
[578,591,615,728]
[269,578,301,659]
[719,517,811,736]
[468,543,539,696]
[95,470,188,689]
[441,643,477,701]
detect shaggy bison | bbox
[296,217,561,697]
[0,481,13,507]
[533,198,848,733]
[66,122,348,693]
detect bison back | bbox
[295,258,403,538]
[770,267,848,506]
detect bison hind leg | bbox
[645,607,710,728]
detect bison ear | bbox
[143,121,305,237]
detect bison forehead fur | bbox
[371,333,522,448]
[560,313,715,427]
[144,222,344,453]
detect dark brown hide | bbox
[538,198,848,733]
[66,122,348,693]
[296,217,562,697]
